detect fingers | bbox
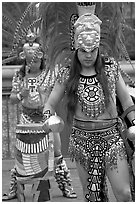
[42,115,64,133]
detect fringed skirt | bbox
[68,117,127,202]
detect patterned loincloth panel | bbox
[69,117,127,201]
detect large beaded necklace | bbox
[21,70,52,107]
[77,74,105,118]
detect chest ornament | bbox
[77,76,105,118]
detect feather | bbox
[2,2,42,65]
[2,2,134,87]
[39,2,78,69]
[39,2,127,67]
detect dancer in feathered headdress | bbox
[2,2,77,201]
[41,2,135,202]
[39,2,134,87]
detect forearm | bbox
[122,98,135,125]
[43,81,65,120]
[126,107,135,125]
[116,75,135,124]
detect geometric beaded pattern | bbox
[69,125,126,171]
[69,123,127,201]
[56,57,119,119]
[104,57,120,95]
[85,142,108,202]
[77,75,105,118]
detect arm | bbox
[116,72,135,125]
[42,81,66,132]
[43,65,70,116]
[43,81,66,118]
[10,71,22,104]
[10,71,30,104]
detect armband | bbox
[131,119,135,126]
[43,110,53,121]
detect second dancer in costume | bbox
[2,30,77,201]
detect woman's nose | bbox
[86,52,92,57]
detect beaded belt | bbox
[73,117,119,131]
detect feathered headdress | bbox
[38,2,134,86]
[2,2,43,65]
[38,2,78,69]
[2,2,135,87]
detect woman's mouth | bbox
[84,60,92,63]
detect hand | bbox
[42,119,50,132]
[126,126,135,142]
[20,87,30,98]
[42,115,64,133]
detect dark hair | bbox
[66,50,81,123]
[19,56,45,78]
[66,49,110,123]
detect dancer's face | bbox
[22,42,43,70]
[77,47,98,68]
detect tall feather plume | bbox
[39,2,126,67]
[39,2,78,70]
[96,2,135,86]
[95,2,124,59]
[38,2,134,86]
[2,2,42,65]
[2,2,134,87]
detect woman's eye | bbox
[92,48,98,53]
[79,49,86,53]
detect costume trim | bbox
[56,66,70,85]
